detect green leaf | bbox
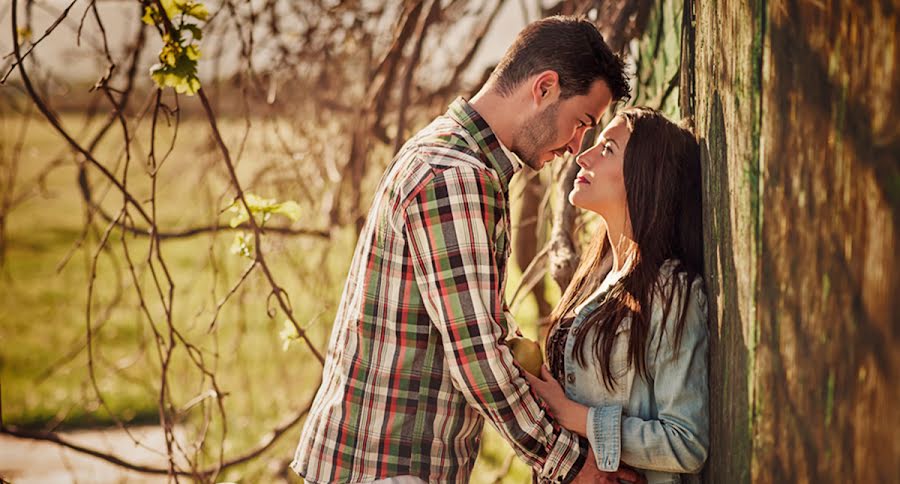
[229,232,254,259]
[149,64,173,87]
[244,193,277,212]
[141,6,157,26]
[227,205,249,228]
[143,0,206,96]
[175,75,201,95]
[184,2,209,21]
[279,320,300,351]
[161,43,179,67]
[226,194,269,227]
[225,194,300,227]
[184,23,203,41]
[271,201,302,222]
[16,26,32,43]
[185,45,200,61]
[160,0,181,20]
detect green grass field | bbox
[0,110,556,482]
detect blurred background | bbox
[0,1,896,483]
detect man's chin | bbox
[522,154,555,171]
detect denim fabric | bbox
[560,261,710,483]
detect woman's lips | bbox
[575,175,591,185]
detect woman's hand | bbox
[524,365,589,438]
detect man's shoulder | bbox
[406,115,487,172]
[393,116,499,201]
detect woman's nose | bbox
[575,153,591,169]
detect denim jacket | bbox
[556,260,709,484]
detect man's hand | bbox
[571,460,646,484]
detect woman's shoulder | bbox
[649,259,708,338]
[654,258,705,296]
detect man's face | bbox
[512,79,613,170]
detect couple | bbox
[292,15,708,484]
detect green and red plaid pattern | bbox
[291,98,589,483]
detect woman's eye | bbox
[601,145,611,155]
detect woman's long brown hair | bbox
[546,106,703,390]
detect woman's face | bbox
[568,115,631,221]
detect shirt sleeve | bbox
[404,165,588,483]
[586,277,710,474]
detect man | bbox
[292,16,633,484]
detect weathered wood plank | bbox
[691,0,899,481]
[693,0,765,481]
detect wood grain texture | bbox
[692,0,764,481]
[689,0,899,481]
[754,1,899,482]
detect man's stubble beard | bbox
[511,101,560,171]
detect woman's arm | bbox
[593,279,710,474]
[524,367,649,484]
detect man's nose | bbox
[566,131,586,155]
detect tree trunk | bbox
[548,158,582,292]
[514,177,552,320]
[690,0,900,481]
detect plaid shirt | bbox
[291,98,589,483]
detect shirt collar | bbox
[446,97,522,191]
[498,137,525,172]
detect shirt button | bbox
[566,373,575,384]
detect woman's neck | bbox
[605,215,637,274]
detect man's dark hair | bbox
[491,16,630,101]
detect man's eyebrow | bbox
[585,113,598,127]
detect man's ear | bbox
[530,70,560,107]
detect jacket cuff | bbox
[538,429,589,483]
[586,405,623,471]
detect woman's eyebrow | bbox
[598,136,620,149]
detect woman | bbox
[525,107,709,483]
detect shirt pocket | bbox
[609,317,632,377]
[604,317,635,405]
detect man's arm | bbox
[403,165,588,483]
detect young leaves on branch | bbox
[142,0,208,95]
[16,26,32,44]
[279,320,300,351]
[225,193,302,260]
